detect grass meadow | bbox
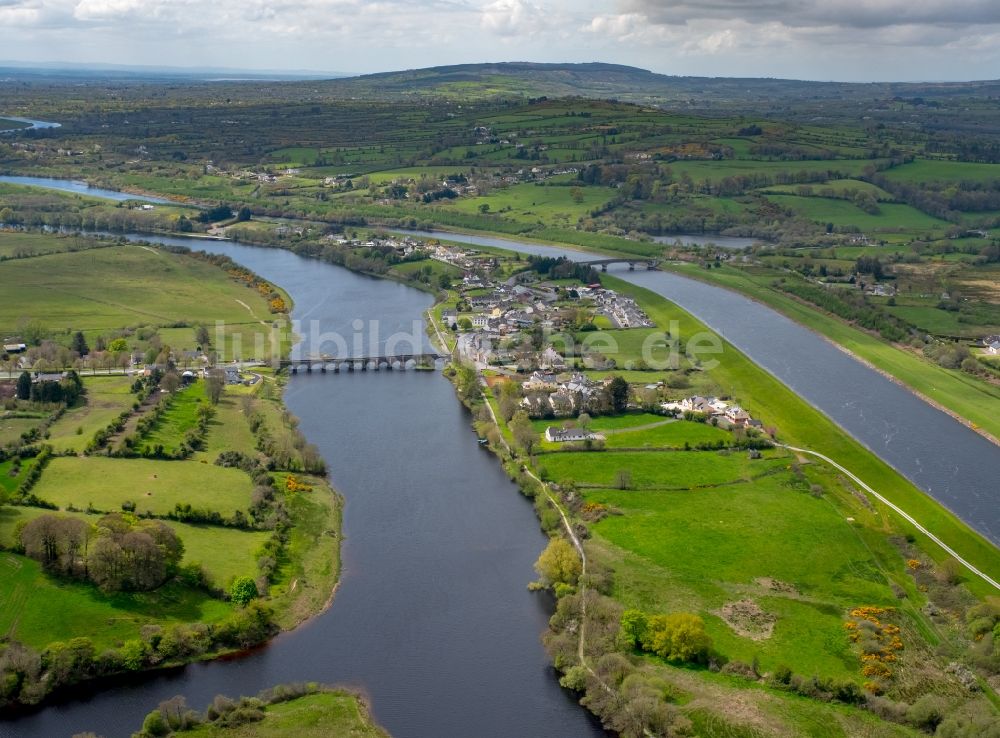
[32,456,252,517]
[0,550,232,651]
[180,690,388,738]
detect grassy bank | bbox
[123,684,388,738]
[603,274,999,594]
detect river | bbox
[1,235,607,738]
[399,229,1000,546]
[2,181,998,735]
[0,117,61,133]
[0,175,172,204]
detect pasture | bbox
[46,375,136,453]
[444,182,618,225]
[586,468,905,679]
[882,159,1000,184]
[0,549,231,651]
[32,456,252,518]
[0,240,268,331]
[764,194,948,232]
[539,449,784,489]
[0,506,265,589]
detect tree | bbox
[205,368,225,405]
[16,371,31,400]
[498,395,518,422]
[230,576,259,606]
[108,337,129,353]
[643,613,712,663]
[618,609,649,649]
[160,371,181,393]
[607,376,630,414]
[458,317,473,331]
[578,412,592,429]
[534,537,582,586]
[194,324,211,348]
[510,411,538,455]
[614,468,633,490]
[71,331,89,357]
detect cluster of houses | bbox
[661,395,762,430]
[437,249,651,347]
[520,371,608,417]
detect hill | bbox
[321,61,1000,109]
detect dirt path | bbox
[235,298,269,327]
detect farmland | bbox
[470,269,1000,735]
[32,456,252,518]
[0,230,340,709]
[1,63,998,734]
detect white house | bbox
[544,427,604,443]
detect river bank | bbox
[0,231,344,718]
[456,276,1000,734]
[1,230,607,738]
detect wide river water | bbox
[1,180,998,736]
[2,234,607,738]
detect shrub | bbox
[230,576,259,606]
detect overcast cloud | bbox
[0,0,996,81]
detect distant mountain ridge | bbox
[323,61,1000,107]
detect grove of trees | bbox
[20,513,184,592]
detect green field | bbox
[168,690,388,738]
[530,411,665,434]
[601,419,732,449]
[765,194,948,232]
[587,469,902,678]
[46,376,137,453]
[540,449,783,489]
[668,158,882,185]
[0,236,280,361]
[139,384,207,454]
[0,550,231,651]
[0,457,33,496]
[443,182,618,225]
[0,416,43,447]
[0,506,265,588]
[32,456,252,517]
[882,159,1000,184]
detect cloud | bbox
[480,0,545,36]
[0,0,997,80]
[622,0,1000,29]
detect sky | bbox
[0,0,997,82]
